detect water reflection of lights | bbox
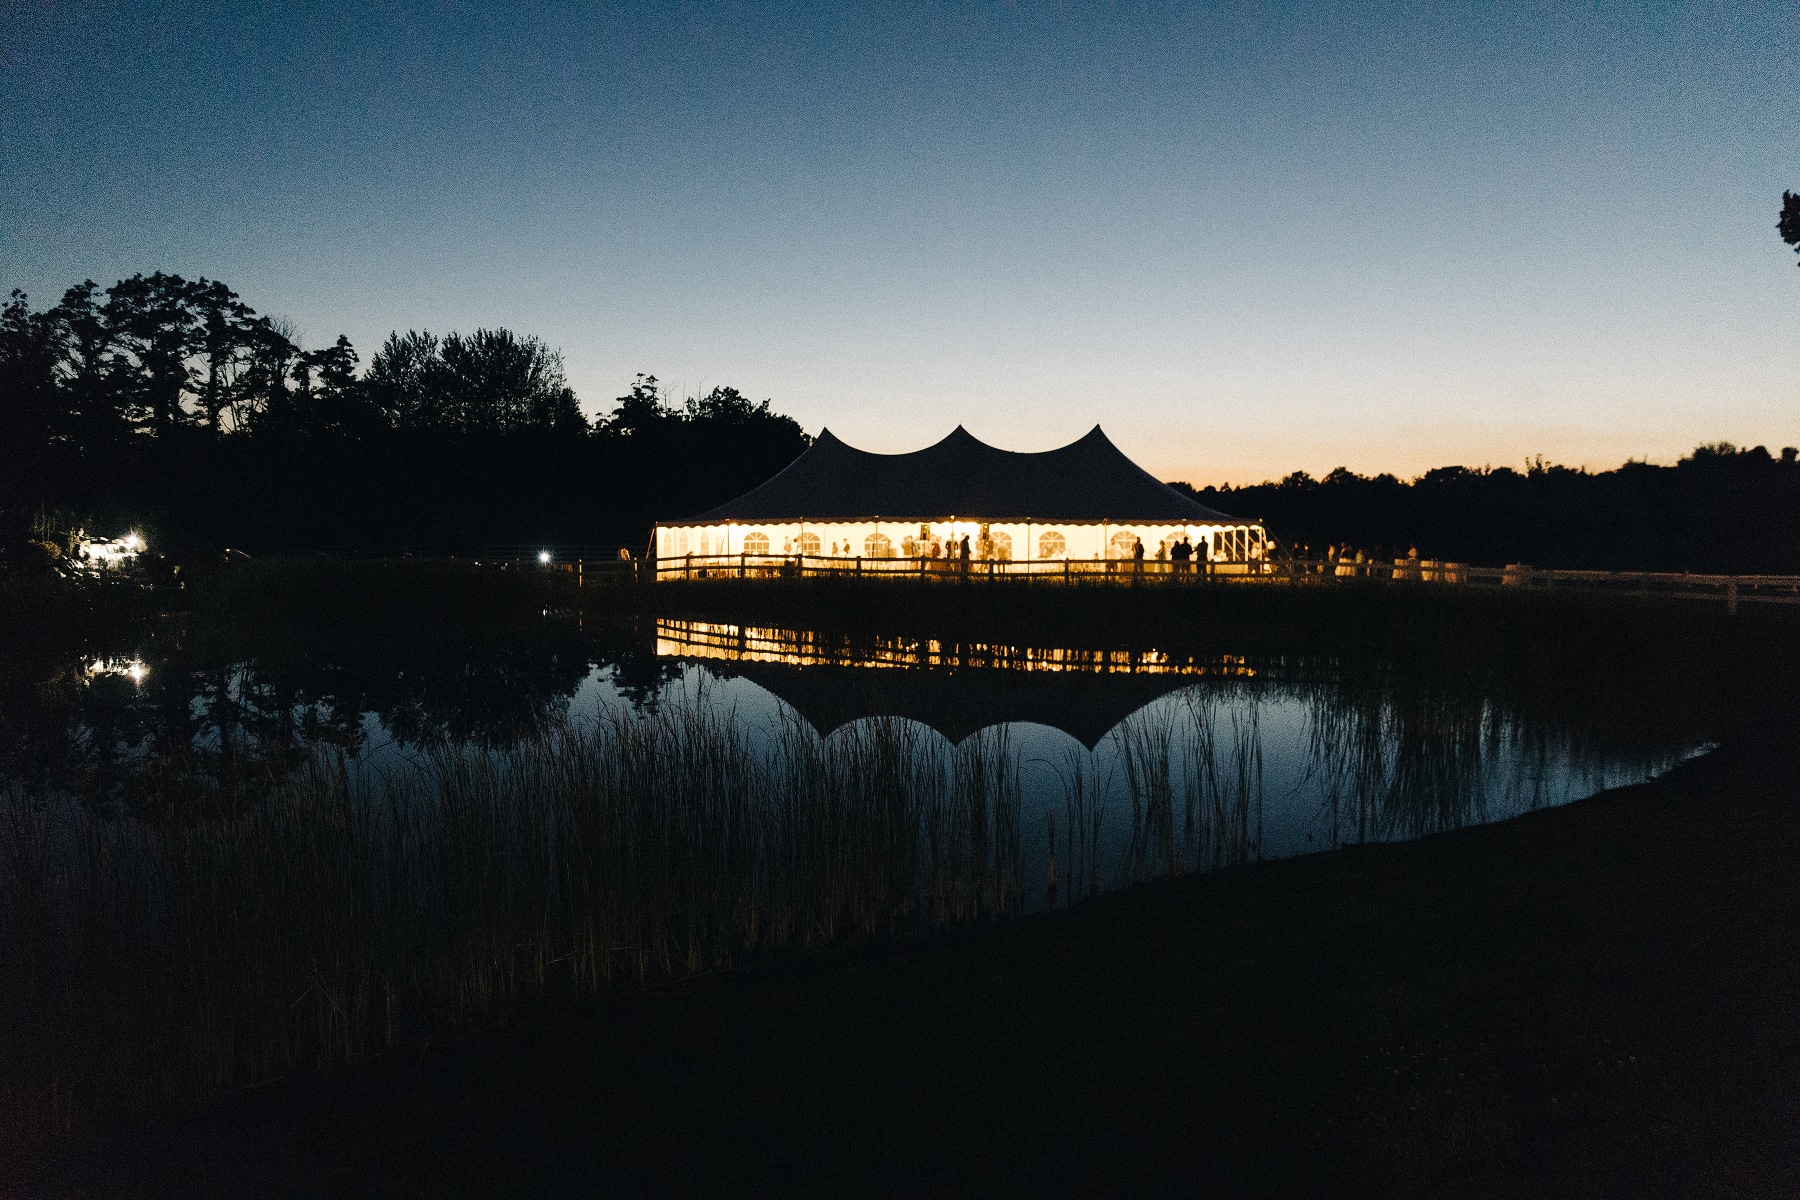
[655,619,1255,677]
[86,658,149,684]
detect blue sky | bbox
[4,1,1797,482]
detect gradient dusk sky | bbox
[4,1,1797,484]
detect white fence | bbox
[650,553,1800,611]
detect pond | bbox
[647,616,1697,891]
[0,588,1732,1139]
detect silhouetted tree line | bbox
[6,273,1798,573]
[1174,444,1800,574]
[0,274,808,556]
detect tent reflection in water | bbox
[653,425,1268,576]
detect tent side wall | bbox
[655,518,1266,565]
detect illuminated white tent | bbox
[653,425,1266,571]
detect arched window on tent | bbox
[797,531,821,556]
[1109,531,1139,559]
[989,530,1013,561]
[743,531,770,555]
[1038,530,1067,559]
[677,529,691,555]
[864,533,893,558]
[699,529,712,556]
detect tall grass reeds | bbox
[0,693,1021,1146]
[1294,672,1686,849]
[1050,745,1109,904]
[1109,686,1266,880]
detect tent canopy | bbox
[683,425,1240,525]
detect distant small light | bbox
[538,551,552,565]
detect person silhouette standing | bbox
[959,534,972,575]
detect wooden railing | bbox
[649,553,1800,611]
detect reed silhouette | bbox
[0,691,1025,1142]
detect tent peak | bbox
[680,420,1244,524]
[915,425,994,454]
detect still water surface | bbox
[650,616,1697,901]
[0,599,1721,1135]
[7,608,1702,905]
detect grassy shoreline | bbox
[14,706,1799,1198]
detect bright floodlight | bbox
[538,550,551,564]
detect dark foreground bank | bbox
[12,715,1800,1198]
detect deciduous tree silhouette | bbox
[190,278,257,432]
[0,290,64,457]
[49,282,126,449]
[6,268,1789,571]
[0,274,812,556]
[1781,190,1800,264]
[1175,442,1800,574]
[601,373,676,438]
[103,273,203,435]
